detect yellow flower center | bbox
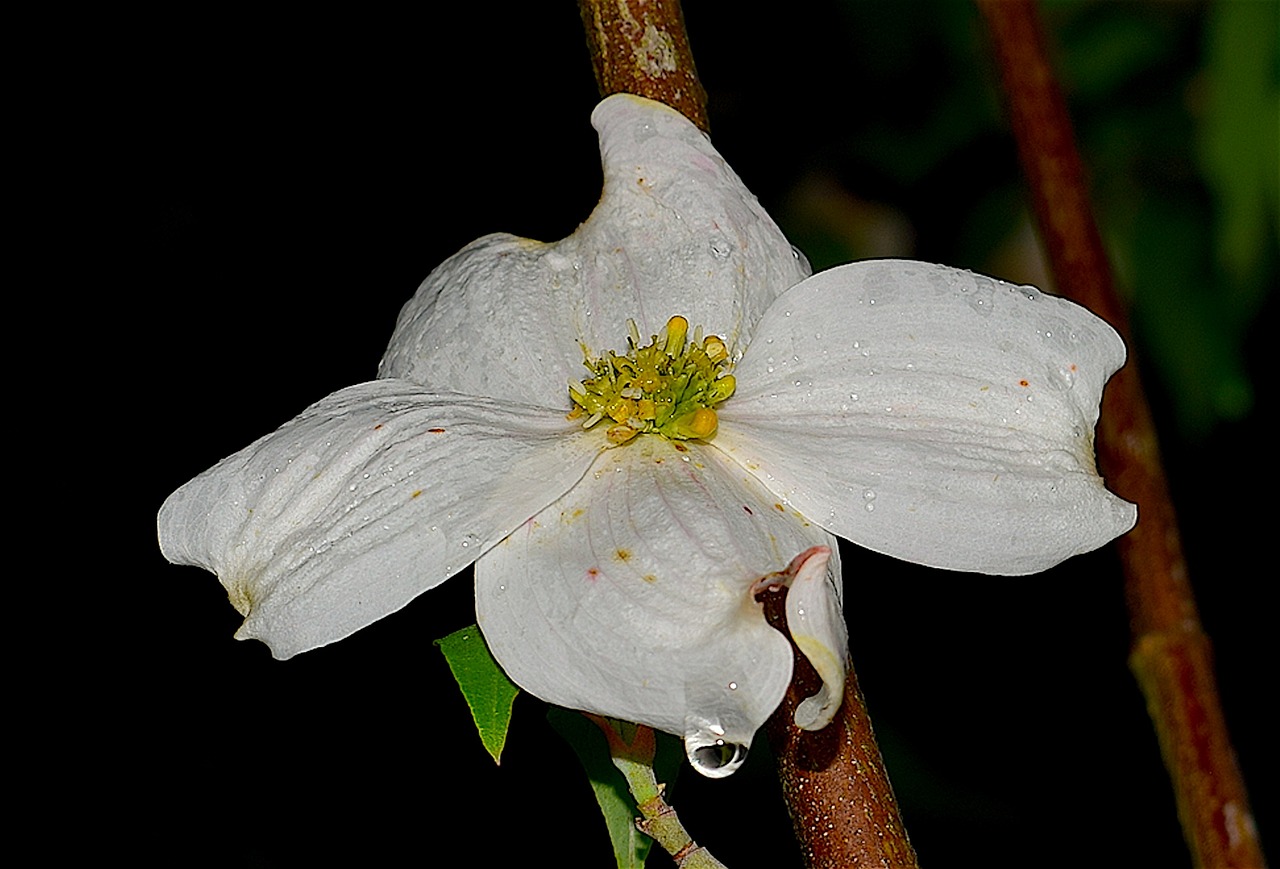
[569,316,736,445]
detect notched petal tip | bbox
[781,546,848,731]
[579,94,809,351]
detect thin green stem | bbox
[589,717,729,869]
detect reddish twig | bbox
[976,3,1267,867]
[762,588,920,869]
[577,0,709,133]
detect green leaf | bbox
[435,625,519,764]
[547,708,653,869]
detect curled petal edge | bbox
[755,545,848,732]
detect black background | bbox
[78,2,1272,866]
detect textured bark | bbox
[578,0,709,132]
[763,588,920,869]
[976,3,1266,867]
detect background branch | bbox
[976,3,1267,867]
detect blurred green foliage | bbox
[776,0,1277,438]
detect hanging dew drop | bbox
[685,734,749,778]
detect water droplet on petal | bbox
[685,734,749,779]
[460,533,481,549]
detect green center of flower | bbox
[569,316,737,445]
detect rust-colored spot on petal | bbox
[615,548,632,562]
[1019,379,1030,387]
[428,427,446,433]
[643,574,658,583]
[411,490,422,499]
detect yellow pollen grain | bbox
[681,407,718,439]
[705,336,727,363]
[607,424,639,445]
[608,397,638,423]
[664,315,689,353]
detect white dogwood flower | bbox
[158,94,1135,777]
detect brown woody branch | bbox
[578,0,709,133]
[975,2,1267,867]
[762,589,920,869]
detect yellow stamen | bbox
[607,424,639,445]
[570,315,736,445]
[674,408,719,439]
[664,316,689,355]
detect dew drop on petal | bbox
[685,734,749,779]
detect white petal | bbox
[378,232,588,409]
[571,95,809,356]
[379,95,807,403]
[718,260,1137,575]
[158,380,601,658]
[473,436,838,777]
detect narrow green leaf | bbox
[435,625,519,764]
[547,708,652,869]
